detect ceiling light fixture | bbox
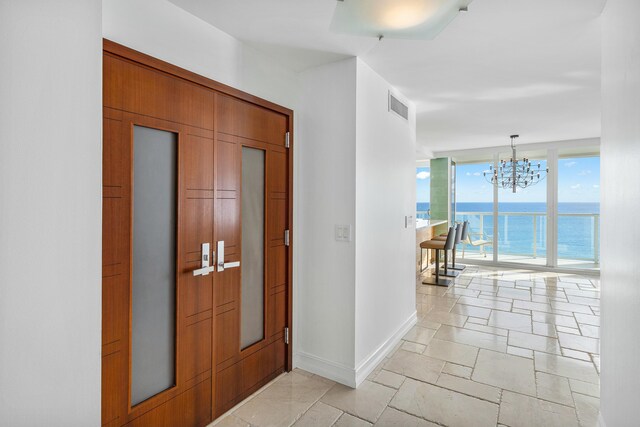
[484,135,550,193]
[330,0,473,40]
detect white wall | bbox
[295,58,417,387]
[295,58,358,383]
[0,1,103,426]
[354,60,417,381]
[600,0,640,425]
[103,0,299,110]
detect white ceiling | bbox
[169,0,605,156]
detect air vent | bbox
[388,91,408,120]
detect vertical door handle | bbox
[192,243,215,276]
[217,240,240,272]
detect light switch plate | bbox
[405,215,414,228]
[335,225,352,242]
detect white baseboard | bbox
[294,351,357,387]
[354,311,417,386]
[294,311,417,388]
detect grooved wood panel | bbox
[105,54,215,130]
[268,246,287,292]
[215,343,283,416]
[104,56,123,110]
[102,105,132,426]
[184,260,213,318]
[103,40,293,427]
[215,198,239,257]
[214,363,241,414]
[212,94,289,418]
[184,133,215,190]
[215,267,238,308]
[216,139,238,191]
[102,350,124,426]
[268,198,288,245]
[124,379,211,427]
[182,319,212,381]
[102,275,127,347]
[102,101,215,427]
[217,94,287,146]
[184,198,214,257]
[216,306,239,365]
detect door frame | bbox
[103,35,294,397]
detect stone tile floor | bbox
[210,266,600,427]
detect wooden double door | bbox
[101,41,292,427]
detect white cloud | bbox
[593,184,600,189]
[565,161,577,168]
[570,184,581,190]
[466,172,471,176]
[416,171,430,179]
[473,172,482,176]
[578,170,592,176]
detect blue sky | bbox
[417,156,600,203]
[557,156,600,203]
[416,167,430,202]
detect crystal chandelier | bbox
[484,135,549,193]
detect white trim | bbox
[547,148,559,267]
[293,310,417,388]
[492,153,499,264]
[447,157,453,223]
[294,352,357,387]
[354,310,417,386]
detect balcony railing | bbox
[417,210,600,265]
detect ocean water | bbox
[416,202,600,260]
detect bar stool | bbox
[435,220,468,273]
[450,221,469,271]
[420,226,456,287]
[433,222,463,278]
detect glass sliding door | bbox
[452,146,599,272]
[557,154,600,269]
[496,151,548,266]
[455,162,495,261]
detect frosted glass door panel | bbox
[241,147,265,349]
[131,125,177,406]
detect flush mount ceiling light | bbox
[330,0,473,40]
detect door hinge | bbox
[285,131,290,148]
[284,229,290,246]
[284,327,289,345]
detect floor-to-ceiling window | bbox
[557,154,600,269]
[497,151,548,265]
[416,164,430,219]
[452,144,600,272]
[455,162,495,260]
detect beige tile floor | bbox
[210,266,600,427]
